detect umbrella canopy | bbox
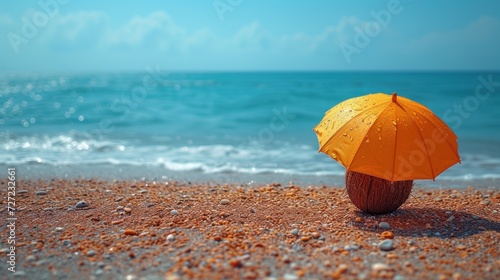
[313,92,460,181]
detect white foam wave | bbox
[1,134,499,181]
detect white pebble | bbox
[86,250,97,257]
[379,222,391,230]
[220,199,230,205]
[372,263,391,271]
[379,239,394,251]
[75,201,89,208]
[170,209,179,215]
[167,234,175,242]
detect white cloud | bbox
[105,11,181,46]
[42,11,108,46]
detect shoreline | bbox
[4,164,500,190]
[1,179,499,279]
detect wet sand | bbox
[1,179,499,279]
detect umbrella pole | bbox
[345,170,413,214]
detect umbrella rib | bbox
[319,102,389,152]
[409,106,461,162]
[337,102,392,168]
[399,103,439,179]
[391,105,399,182]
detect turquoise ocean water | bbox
[1,71,499,187]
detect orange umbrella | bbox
[313,92,460,181]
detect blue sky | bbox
[1,0,500,73]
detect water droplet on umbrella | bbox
[349,136,353,141]
[413,111,417,116]
[378,136,382,140]
[365,139,370,143]
[342,132,347,136]
[367,121,372,125]
[392,121,397,126]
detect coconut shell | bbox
[345,170,413,214]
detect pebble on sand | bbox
[35,190,48,195]
[220,199,230,205]
[372,263,391,271]
[379,222,391,230]
[379,239,394,251]
[170,209,179,215]
[381,231,394,239]
[75,201,89,208]
[167,234,176,242]
[86,250,97,257]
[124,229,139,236]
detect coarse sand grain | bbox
[1,179,499,279]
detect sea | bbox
[1,71,499,188]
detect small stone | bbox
[311,232,321,239]
[355,217,362,222]
[447,215,455,222]
[372,263,391,271]
[55,227,64,232]
[62,240,71,246]
[379,239,394,251]
[138,189,148,193]
[111,219,124,225]
[124,207,132,213]
[75,201,89,208]
[229,259,243,268]
[291,228,299,236]
[344,244,360,251]
[379,222,391,230]
[387,253,398,259]
[214,236,222,242]
[283,273,298,280]
[220,199,230,205]
[17,190,28,194]
[381,231,394,239]
[167,234,175,242]
[25,255,37,262]
[124,229,139,236]
[301,236,311,242]
[35,190,48,195]
[171,209,179,215]
[86,250,97,257]
[481,200,490,206]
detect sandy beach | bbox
[1,179,499,279]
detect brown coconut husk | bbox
[345,170,413,214]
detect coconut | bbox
[345,170,413,214]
